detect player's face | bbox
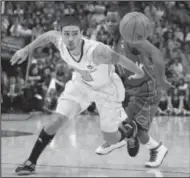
[62,26,82,51]
[106,12,120,35]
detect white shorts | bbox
[56,73,127,132]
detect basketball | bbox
[119,12,153,42]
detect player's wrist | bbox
[24,45,31,54]
[136,68,144,77]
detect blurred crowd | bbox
[1,1,190,116]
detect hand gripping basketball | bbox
[128,62,144,80]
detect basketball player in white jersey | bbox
[11,15,144,175]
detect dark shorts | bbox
[125,80,161,131]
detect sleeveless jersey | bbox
[57,37,115,87]
[113,37,157,90]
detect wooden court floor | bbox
[1,114,190,177]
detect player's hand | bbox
[128,62,144,80]
[10,47,29,65]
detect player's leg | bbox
[124,96,141,157]
[95,101,138,155]
[134,101,168,168]
[15,100,81,176]
[15,81,89,175]
[95,74,138,155]
[125,80,161,157]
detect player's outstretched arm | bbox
[10,30,61,65]
[131,40,173,89]
[93,43,144,79]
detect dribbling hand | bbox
[10,47,29,66]
[128,62,144,80]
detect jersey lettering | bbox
[73,67,93,82]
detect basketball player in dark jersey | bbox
[96,7,173,168]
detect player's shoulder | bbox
[82,37,106,55]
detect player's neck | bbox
[70,39,83,56]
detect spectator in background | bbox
[185,27,190,42]
[25,14,34,30]
[6,2,14,15]
[9,15,21,36]
[1,68,9,112]
[184,86,190,115]
[174,25,184,42]
[162,30,175,59]
[32,23,44,39]
[96,25,109,44]
[23,63,44,112]
[2,76,25,113]
[43,88,58,114]
[177,78,189,115]
[91,3,106,24]
[171,57,184,79]
[20,20,32,37]
[41,66,52,95]
[32,47,49,73]
[9,16,32,37]
[45,47,55,68]
[86,19,97,39]
[15,66,25,85]
[167,78,189,116]
[28,63,41,86]
[180,45,190,81]
[156,3,165,20]
[13,3,24,17]
[144,2,159,28]
[167,87,180,115]
[2,15,10,36]
[176,3,190,30]
[158,89,169,115]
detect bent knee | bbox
[137,129,149,144]
[101,123,118,133]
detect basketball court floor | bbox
[1,113,190,177]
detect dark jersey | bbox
[109,36,158,96]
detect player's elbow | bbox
[102,51,120,65]
[112,53,122,65]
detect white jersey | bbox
[57,37,115,87]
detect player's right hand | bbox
[10,47,29,66]
[128,62,144,80]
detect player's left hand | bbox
[128,62,144,80]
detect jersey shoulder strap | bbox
[84,38,100,66]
